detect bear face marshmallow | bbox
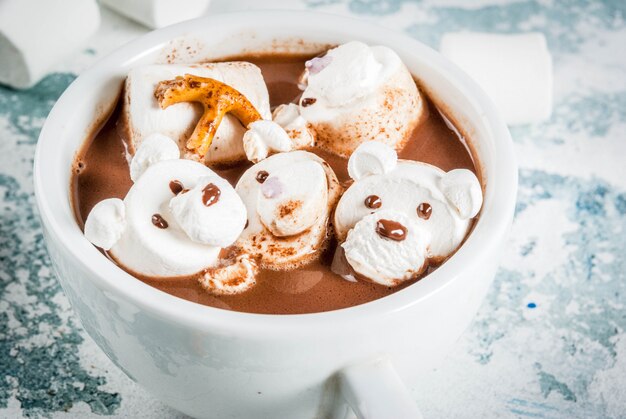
[297,41,425,158]
[84,134,255,295]
[235,150,342,270]
[333,141,483,286]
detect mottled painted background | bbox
[0,0,624,418]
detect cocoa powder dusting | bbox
[278,200,301,217]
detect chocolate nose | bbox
[375,219,407,241]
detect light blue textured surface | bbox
[0,1,624,417]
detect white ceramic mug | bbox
[34,11,517,419]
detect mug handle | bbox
[338,357,424,419]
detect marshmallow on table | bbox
[333,142,482,286]
[101,0,211,29]
[298,41,424,158]
[235,150,342,270]
[0,0,100,89]
[124,62,271,166]
[440,32,552,125]
[84,135,254,294]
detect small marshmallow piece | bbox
[243,120,292,163]
[101,0,210,29]
[169,175,247,247]
[440,32,552,125]
[348,141,398,181]
[272,104,315,149]
[342,210,430,286]
[84,198,126,250]
[199,255,257,295]
[256,160,328,237]
[440,169,483,219]
[0,0,100,89]
[130,133,180,182]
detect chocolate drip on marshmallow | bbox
[151,214,169,229]
[202,183,221,207]
[376,219,407,241]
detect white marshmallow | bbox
[342,210,430,286]
[256,160,327,237]
[334,143,482,285]
[235,150,341,270]
[272,104,315,149]
[440,169,483,220]
[0,0,100,89]
[242,120,292,163]
[198,255,257,295]
[298,41,424,157]
[347,141,398,181]
[440,32,552,125]
[169,175,247,247]
[124,62,271,165]
[84,198,126,251]
[101,0,210,29]
[85,139,255,289]
[109,159,222,278]
[130,133,180,182]
[304,41,384,107]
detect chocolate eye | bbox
[364,195,382,209]
[301,97,317,107]
[417,203,432,220]
[202,183,221,207]
[151,214,168,229]
[169,180,184,195]
[256,170,269,183]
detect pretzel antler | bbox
[155,74,262,158]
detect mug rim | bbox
[34,10,517,336]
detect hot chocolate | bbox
[72,47,480,314]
